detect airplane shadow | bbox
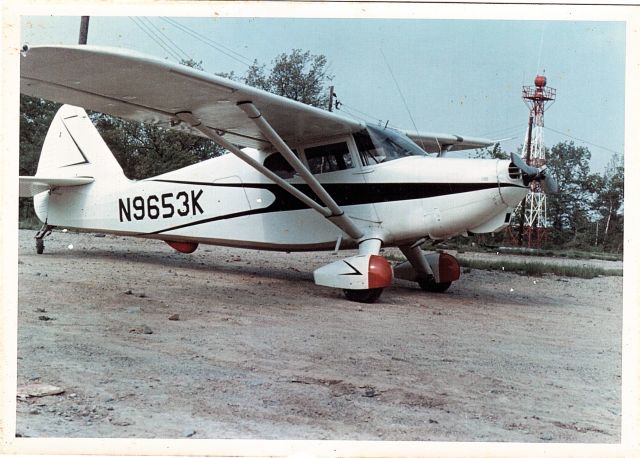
[27,243,317,285]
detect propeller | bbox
[510,153,558,194]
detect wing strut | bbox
[236,102,364,240]
[175,110,364,241]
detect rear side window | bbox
[304,141,353,174]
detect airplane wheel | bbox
[343,288,384,303]
[36,239,44,255]
[417,278,451,293]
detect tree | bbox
[225,49,333,109]
[591,153,624,251]
[471,143,509,160]
[19,95,60,176]
[545,141,595,247]
[267,49,333,107]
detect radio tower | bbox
[516,75,556,247]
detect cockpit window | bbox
[354,124,426,165]
[264,152,295,179]
[304,141,353,174]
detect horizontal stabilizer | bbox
[19,176,94,197]
[403,130,494,153]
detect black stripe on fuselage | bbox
[147,179,525,234]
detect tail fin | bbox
[35,104,125,180]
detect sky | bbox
[20,14,626,172]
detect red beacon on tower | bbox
[521,75,556,167]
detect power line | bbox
[159,17,253,68]
[162,17,250,62]
[479,123,528,139]
[129,17,182,62]
[143,17,192,62]
[545,126,621,155]
[339,102,381,123]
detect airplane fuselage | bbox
[35,148,528,251]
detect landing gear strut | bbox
[34,224,54,254]
[396,244,460,293]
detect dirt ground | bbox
[15,229,622,442]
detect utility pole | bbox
[328,85,335,112]
[518,114,534,246]
[79,16,90,45]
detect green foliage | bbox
[591,153,624,251]
[457,256,622,278]
[472,143,509,160]
[20,95,60,175]
[91,112,222,180]
[546,141,592,243]
[268,49,333,107]
[223,49,333,108]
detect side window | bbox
[304,141,353,174]
[353,131,379,166]
[264,152,295,179]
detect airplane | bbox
[18,45,556,303]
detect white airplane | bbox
[18,45,556,303]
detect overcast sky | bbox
[20,14,625,172]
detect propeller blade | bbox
[509,152,558,193]
[510,152,539,178]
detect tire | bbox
[417,278,451,293]
[343,288,384,303]
[36,239,44,255]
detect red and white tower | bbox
[517,75,556,247]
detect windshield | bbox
[353,124,426,165]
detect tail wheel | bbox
[36,238,44,255]
[418,277,451,293]
[343,288,384,303]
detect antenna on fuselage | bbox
[379,48,427,151]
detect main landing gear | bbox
[313,238,394,304]
[395,244,460,293]
[417,277,452,293]
[34,224,54,254]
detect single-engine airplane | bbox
[19,45,556,302]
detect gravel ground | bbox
[15,229,622,442]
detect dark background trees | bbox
[18,50,624,253]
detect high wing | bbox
[402,131,494,153]
[21,45,364,149]
[19,176,94,197]
[21,45,494,152]
[20,45,493,241]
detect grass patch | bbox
[457,257,622,279]
[494,246,622,262]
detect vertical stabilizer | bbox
[36,104,125,180]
